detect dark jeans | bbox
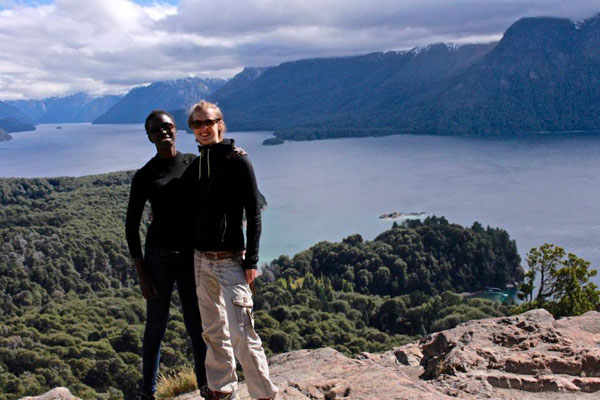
[141,246,207,396]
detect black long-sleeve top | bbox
[183,139,262,269]
[125,152,196,258]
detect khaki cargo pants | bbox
[194,250,278,399]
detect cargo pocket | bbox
[231,285,254,329]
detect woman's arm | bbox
[125,172,147,259]
[125,172,158,298]
[239,156,262,271]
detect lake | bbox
[2,123,600,284]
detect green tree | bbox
[518,244,600,317]
[551,253,599,317]
[520,243,564,303]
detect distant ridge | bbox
[92,77,228,124]
[391,15,600,136]
[3,13,598,139]
[169,68,272,132]
[203,13,600,141]
[211,66,272,101]
[6,93,122,124]
[210,43,495,132]
[0,100,31,123]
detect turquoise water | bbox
[2,123,600,284]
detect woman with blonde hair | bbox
[185,101,277,400]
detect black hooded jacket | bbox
[125,151,195,258]
[184,138,262,269]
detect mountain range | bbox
[210,43,495,132]
[209,14,600,140]
[1,14,599,139]
[5,92,122,124]
[92,77,228,124]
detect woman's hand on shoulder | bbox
[228,146,247,159]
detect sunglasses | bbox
[148,122,175,134]
[190,118,220,129]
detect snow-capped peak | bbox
[445,43,462,51]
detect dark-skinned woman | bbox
[125,110,206,400]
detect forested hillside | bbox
[0,173,521,399]
[210,43,494,132]
[267,217,522,296]
[0,172,138,314]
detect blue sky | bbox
[0,0,597,100]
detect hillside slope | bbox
[214,43,494,132]
[391,15,600,135]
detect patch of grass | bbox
[156,366,198,399]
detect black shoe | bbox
[199,385,210,399]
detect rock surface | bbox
[31,310,600,400]
[419,309,600,398]
[19,387,81,400]
[231,309,600,399]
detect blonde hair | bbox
[188,100,227,138]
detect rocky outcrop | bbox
[240,347,455,400]
[419,309,600,396]
[229,309,600,399]
[19,387,81,400]
[32,310,600,400]
[421,310,600,393]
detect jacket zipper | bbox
[200,148,226,245]
[199,148,211,180]
[221,213,227,244]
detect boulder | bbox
[19,387,81,400]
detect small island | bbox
[0,117,35,133]
[379,211,427,220]
[263,137,285,146]
[0,129,12,142]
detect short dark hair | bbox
[145,110,176,134]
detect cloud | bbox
[0,0,598,100]
[0,0,181,99]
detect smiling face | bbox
[146,113,177,151]
[191,108,223,146]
